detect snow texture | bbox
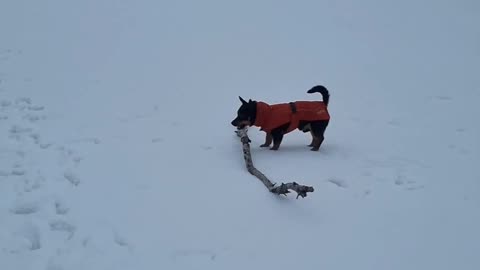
[1,1,479,270]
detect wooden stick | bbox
[235,128,314,199]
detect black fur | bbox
[307,85,330,106]
[266,120,329,151]
[230,97,257,128]
[231,85,331,151]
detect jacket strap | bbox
[289,102,297,114]
[286,102,299,133]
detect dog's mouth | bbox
[231,118,252,129]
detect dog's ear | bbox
[249,99,252,103]
[239,96,247,105]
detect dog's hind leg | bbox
[308,131,316,147]
[270,136,283,150]
[298,123,315,147]
[260,133,273,147]
[310,136,323,151]
[310,121,329,151]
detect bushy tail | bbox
[307,85,330,106]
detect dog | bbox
[231,85,331,151]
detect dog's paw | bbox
[310,147,319,151]
[270,147,279,151]
[260,144,270,148]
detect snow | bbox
[1,0,479,269]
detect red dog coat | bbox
[254,101,330,134]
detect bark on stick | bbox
[235,128,314,199]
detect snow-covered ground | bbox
[1,1,479,269]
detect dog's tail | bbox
[307,85,330,106]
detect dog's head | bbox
[231,96,257,129]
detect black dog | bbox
[231,85,331,151]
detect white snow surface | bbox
[1,1,479,269]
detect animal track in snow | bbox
[387,119,401,127]
[362,171,373,177]
[72,156,83,164]
[11,169,27,176]
[26,229,42,250]
[55,200,69,215]
[9,124,32,134]
[113,231,131,249]
[366,156,429,170]
[23,113,45,122]
[0,96,90,262]
[23,173,45,192]
[27,105,44,111]
[394,175,424,191]
[15,97,32,105]
[152,137,164,143]
[0,96,88,258]
[0,99,12,108]
[0,49,20,61]
[49,220,76,239]
[64,171,80,186]
[40,143,53,149]
[13,98,33,111]
[172,248,218,262]
[394,175,406,186]
[432,95,453,101]
[29,133,41,144]
[405,185,424,191]
[15,150,26,158]
[81,236,92,248]
[327,178,348,188]
[10,202,39,215]
[0,52,10,61]
[394,179,404,185]
[1,97,48,122]
[12,223,42,251]
[57,146,82,166]
[45,260,64,270]
[69,137,101,145]
[9,125,33,141]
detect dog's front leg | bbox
[260,133,272,147]
[270,130,284,150]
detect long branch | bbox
[235,128,314,199]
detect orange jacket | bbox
[254,101,330,134]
